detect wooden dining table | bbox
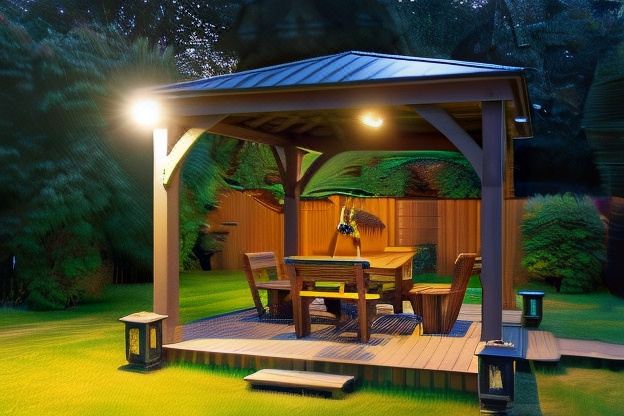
[284,250,416,314]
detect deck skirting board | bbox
[163,346,478,393]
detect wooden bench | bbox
[244,369,355,398]
[285,257,380,343]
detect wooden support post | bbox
[279,146,303,257]
[153,127,180,343]
[480,101,505,341]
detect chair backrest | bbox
[243,252,281,315]
[284,258,370,295]
[442,253,477,333]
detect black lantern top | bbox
[477,339,523,359]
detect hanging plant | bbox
[336,205,360,243]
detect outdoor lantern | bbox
[477,340,517,415]
[119,311,167,371]
[518,290,545,328]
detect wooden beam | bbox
[270,117,303,133]
[281,146,303,257]
[293,117,323,134]
[247,114,278,128]
[293,132,457,153]
[480,101,505,341]
[163,78,515,117]
[207,122,291,147]
[153,127,181,343]
[412,105,483,179]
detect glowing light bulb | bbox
[360,112,384,128]
[131,99,160,127]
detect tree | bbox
[583,40,624,297]
[2,0,240,77]
[0,15,178,308]
[218,0,407,70]
[450,0,623,195]
[522,194,606,293]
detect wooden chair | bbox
[285,258,380,343]
[407,253,476,334]
[243,252,291,317]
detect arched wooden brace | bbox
[411,105,483,180]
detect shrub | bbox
[413,244,437,276]
[521,193,606,293]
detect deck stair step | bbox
[244,369,355,398]
[525,330,561,362]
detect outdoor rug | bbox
[183,308,472,344]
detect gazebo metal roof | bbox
[154,51,525,94]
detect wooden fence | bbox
[208,191,528,308]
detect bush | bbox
[412,244,437,276]
[521,193,606,293]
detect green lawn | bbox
[535,365,624,416]
[0,270,477,416]
[515,282,624,345]
[1,270,622,415]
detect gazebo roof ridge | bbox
[152,50,527,95]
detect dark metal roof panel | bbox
[153,51,524,95]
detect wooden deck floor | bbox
[164,303,524,393]
[557,338,624,361]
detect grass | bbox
[515,281,624,344]
[534,364,624,416]
[0,270,477,416]
[1,270,623,415]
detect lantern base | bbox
[521,316,542,328]
[480,395,512,415]
[119,361,163,373]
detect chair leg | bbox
[408,294,423,317]
[421,294,443,335]
[301,298,312,337]
[358,297,369,343]
[292,293,303,338]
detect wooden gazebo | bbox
[148,51,532,344]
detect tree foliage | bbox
[521,193,606,293]
[2,0,239,77]
[0,16,177,308]
[179,134,239,270]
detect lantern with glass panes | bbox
[119,312,167,371]
[518,290,544,328]
[477,340,518,415]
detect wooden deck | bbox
[164,303,525,393]
[557,338,624,361]
[526,331,561,362]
